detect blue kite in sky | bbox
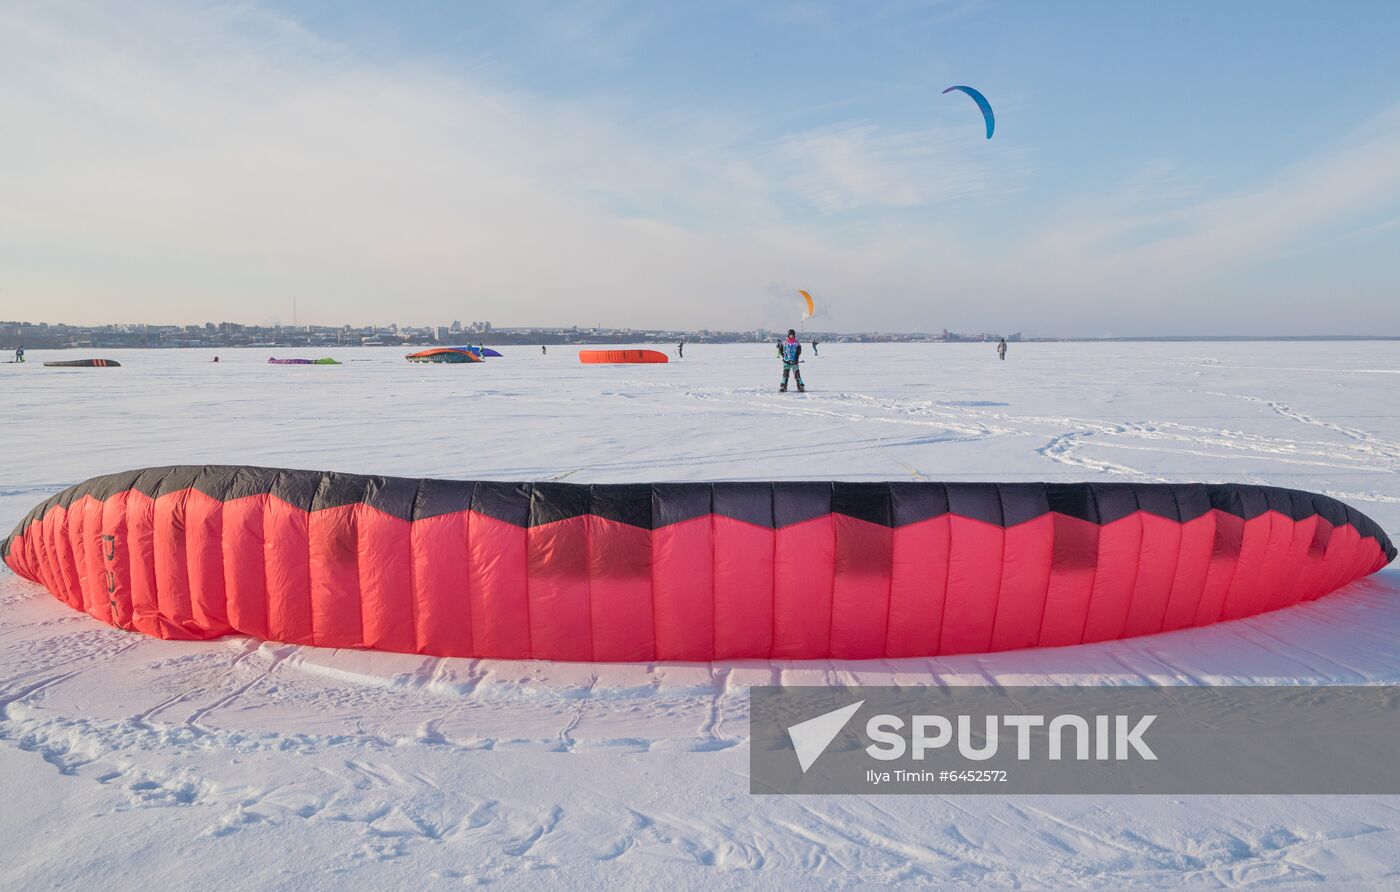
[943,85,995,139]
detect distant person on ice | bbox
[14,345,24,363]
[677,340,684,358]
[811,340,819,356]
[996,338,1007,361]
[541,345,547,355]
[778,329,804,392]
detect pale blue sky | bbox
[1,1,1397,334]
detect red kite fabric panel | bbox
[3,467,1392,661]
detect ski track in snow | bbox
[1,342,1398,889]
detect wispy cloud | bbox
[1019,108,1400,306]
[767,122,1025,212]
[512,0,659,68]
[0,0,1015,329]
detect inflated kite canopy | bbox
[43,359,120,367]
[406,348,483,363]
[3,467,1393,661]
[578,349,669,364]
[943,85,995,139]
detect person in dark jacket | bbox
[779,329,804,392]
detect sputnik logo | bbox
[787,700,864,773]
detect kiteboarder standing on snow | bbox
[677,340,684,359]
[996,338,1007,361]
[541,345,547,355]
[14,345,24,363]
[778,330,805,392]
[811,340,819,357]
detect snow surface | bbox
[2,342,1398,889]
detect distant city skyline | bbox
[12,317,1398,352]
[2,317,1027,349]
[2,2,1399,336]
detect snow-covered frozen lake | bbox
[2,342,1398,888]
